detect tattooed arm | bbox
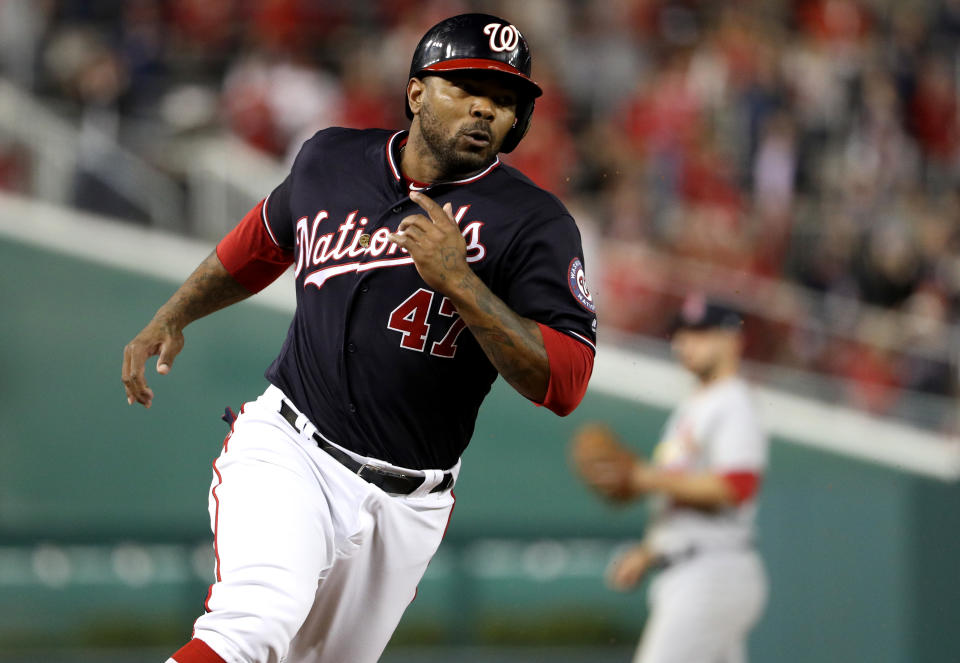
[389,191,549,401]
[444,268,549,401]
[122,251,252,408]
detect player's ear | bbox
[407,77,426,116]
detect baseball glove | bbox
[569,423,641,503]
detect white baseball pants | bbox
[186,385,458,663]
[634,549,767,663]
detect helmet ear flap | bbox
[500,98,534,153]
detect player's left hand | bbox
[389,191,471,295]
[606,544,656,591]
[570,423,645,503]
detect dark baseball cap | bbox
[671,295,743,333]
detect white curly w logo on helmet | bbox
[483,22,520,52]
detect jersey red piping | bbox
[397,137,432,190]
[410,490,456,607]
[209,459,224,587]
[564,329,597,354]
[386,131,404,180]
[261,194,281,248]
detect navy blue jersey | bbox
[261,127,596,469]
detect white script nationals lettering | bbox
[294,205,486,289]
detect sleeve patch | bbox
[567,258,596,313]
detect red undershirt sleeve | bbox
[722,471,762,504]
[171,638,227,663]
[534,323,595,416]
[216,199,295,293]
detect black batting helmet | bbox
[405,13,542,153]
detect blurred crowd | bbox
[1,0,958,423]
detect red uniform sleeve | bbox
[722,471,762,504]
[216,199,295,294]
[534,323,595,416]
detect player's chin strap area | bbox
[278,400,454,495]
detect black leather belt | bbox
[655,543,754,571]
[279,401,453,495]
[654,548,699,572]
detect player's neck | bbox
[697,361,739,388]
[401,126,491,184]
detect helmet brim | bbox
[418,58,542,98]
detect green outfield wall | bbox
[1,238,958,662]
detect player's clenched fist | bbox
[389,191,470,294]
[121,318,184,408]
[569,423,644,503]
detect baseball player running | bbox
[571,296,767,663]
[121,14,596,663]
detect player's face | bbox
[671,329,740,380]
[416,74,518,175]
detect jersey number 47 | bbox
[387,288,467,359]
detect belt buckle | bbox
[357,463,377,480]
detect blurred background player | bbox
[571,294,768,663]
